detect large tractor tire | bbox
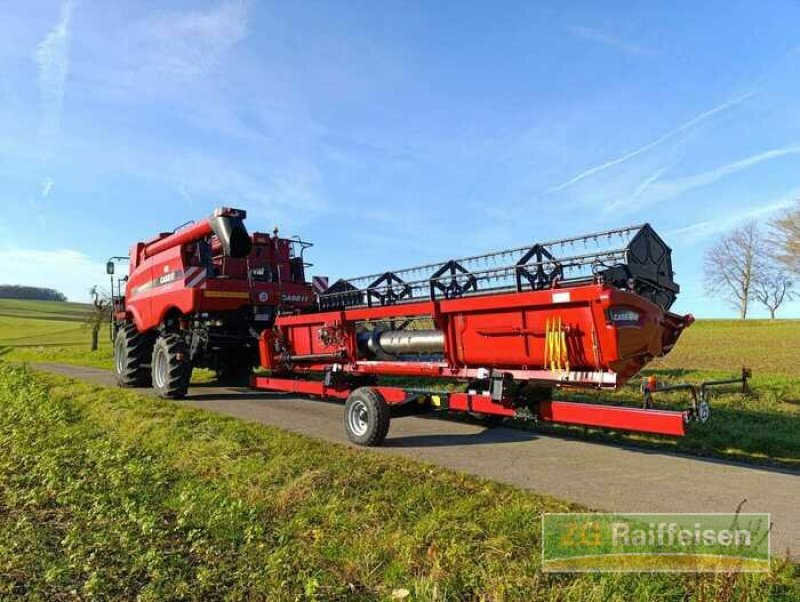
[151,333,192,399]
[343,387,391,446]
[114,323,154,387]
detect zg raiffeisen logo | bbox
[541,513,770,572]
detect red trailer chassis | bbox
[250,281,747,444]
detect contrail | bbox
[36,0,75,142]
[548,91,756,193]
[35,0,76,199]
[667,191,799,238]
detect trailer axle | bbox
[251,376,689,441]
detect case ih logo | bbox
[281,293,310,303]
[131,268,208,298]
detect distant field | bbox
[0,298,93,348]
[650,319,800,377]
[0,298,111,367]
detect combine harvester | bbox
[109,208,748,446]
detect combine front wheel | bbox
[114,323,154,387]
[344,387,391,446]
[151,333,192,399]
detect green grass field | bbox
[1,363,797,600]
[0,298,112,368]
[651,319,800,377]
[1,299,799,467]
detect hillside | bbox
[0,298,94,352]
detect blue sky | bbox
[1,0,799,318]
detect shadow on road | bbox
[186,391,280,402]
[383,426,538,448]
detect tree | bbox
[704,221,767,319]
[753,267,794,319]
[0,285,66,301]
[769,200,800,274]
[85,286,111,352]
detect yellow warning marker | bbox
[544,316,570,374]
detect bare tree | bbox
[753,267,794,319]
[704,221,767,319]
[769,200,800,274]
[85,286,111,351]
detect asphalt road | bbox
[37,362,800,559]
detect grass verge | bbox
[0,363,798,600]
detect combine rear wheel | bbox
[151,333,192,399]
[344,387,391,446]
[114,323,154,387]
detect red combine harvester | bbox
[107,207,314,397]
[109,209,748,445]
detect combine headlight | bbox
[608,307,642,327]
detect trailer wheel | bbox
[114,323,154,387]
[151,333,192,399]
[344,387,391,446]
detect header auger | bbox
[109,209,748,445]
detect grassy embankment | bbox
[1,298,799,466]
[1,363,797,600]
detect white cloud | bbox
[41,178,54,199]
[142,0,250,80]
[0,248,106,302]
[568,25,655,56]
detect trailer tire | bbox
[344,387,391,446]
[151,333,192,399]
[114,323,154,387]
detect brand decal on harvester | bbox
[130,268,208,297]
[281,293,310,303]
